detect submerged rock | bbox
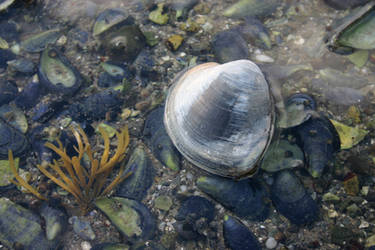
[197,175,269,221]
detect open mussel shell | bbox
[93,9,129,37]
[38,46,82,96]
[164,60,274,179]
[326,2,375,53]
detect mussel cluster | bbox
[0,6,156,249]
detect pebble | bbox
[81,241,91,250]
[359,220,369,229]
[328,209,339,218]
[255,54,274,63]
[266,237,277,249]
[180,185,187,192]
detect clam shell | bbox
[164,60,274,178]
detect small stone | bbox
[166,34,184,51]
[0,37,8,49]
[346,105,361,124]
[266,237,277,249]
[56,35,67,46]
[322,192,340,203]
[343,173,359,196]
[331,226,356,246]
[154,195,173,211]
[144,31,159,47]
[361,186,369,196]
[180,18,200,32]
[194,2,210,14]
[254,54,274,63]
[71,216,96,241]
[328,209,339,218]
[346,203,360,217]
[180,185,187,193]
[366,234,375,248]
[359,220,369,229]
[149,3,169,25]
[135,100,150,111]
[81,241,91,250]
[294,36,305,45]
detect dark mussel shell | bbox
[223,215,261,250]
[67,90,122,122]
[143,107,181,171]
[38,46,82,96]
[0,118,29,159]
[197,175,270,221]
[211,29,249,63]
[0,48,15,69]
[293,113,340,178]
[175,196,215,240]
[93,9,129,37]
[324,0,370,10]
[15,81,45,110]
[0,79,18,106]
[116,145,154,201]
[271,170,318,225]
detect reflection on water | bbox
[0,0,375,249]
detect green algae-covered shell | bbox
[95,197,156,242]
[93,9,128,37]
[38,46,82,95]
[21,29,61,53]
[326,2,375,52]
[0,198,58,249]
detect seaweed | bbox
[9,125,131,214]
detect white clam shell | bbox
[164,60,275,178]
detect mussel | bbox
[164,60,275,179]
[325,2,375,53]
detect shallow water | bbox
[0,0,375,249]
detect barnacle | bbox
[9,124,131,214]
